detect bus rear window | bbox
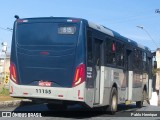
[16,23,79,46]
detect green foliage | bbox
[153,68,160,76]
[0,88,9,96]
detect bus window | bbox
[142,52,147,71]
[133,49,142,70]
[17,23,79,46]
[86,29,94,88]
[116,42,124,67]
[94,39,102,68]
[106,39,116,65]
[87,30,93,65]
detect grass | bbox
[0,88,22,101]
[0,88,9,96]
[0,73,23,102]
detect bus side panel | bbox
[84,88,94,107]
[102,67,126,106]
[132,72,149,102]
[102,67,111,105]
[132,88,143,102]
[132,72,143,102]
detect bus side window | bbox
[142,52,147,72]
[116,42,124,67]
[106,38,116,65]
[86,29,94,88]
[94,39,100,67]
[133,49,142,70]
[87,30,93,65]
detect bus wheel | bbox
[106,87,118,115]
[136,90,146,108]
[46,103,67,111]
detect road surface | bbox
[0,102,160,120]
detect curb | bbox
[0,99,32,108]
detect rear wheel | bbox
[46,103,67,111]
[105,87,118,115]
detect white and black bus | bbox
[10,17,152,114]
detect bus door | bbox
[85,29,103,107]
[93,39,103,104]
[85,29,94,107]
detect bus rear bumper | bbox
[9,80,85,102]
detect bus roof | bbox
[16,17,151,52]
[88,21,151,52]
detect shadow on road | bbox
[12,103,146,118]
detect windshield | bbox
[16,22,79,46]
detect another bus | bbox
[10,17,153,114]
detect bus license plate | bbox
[36,89,51,94]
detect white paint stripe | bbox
[128,71,133,100]
[100,66,105,104]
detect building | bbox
[155,48,160,91]
[0,52,10,74]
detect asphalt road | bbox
[0,102,160,120]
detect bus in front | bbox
[10,17,87,110]
[10,17,153,114]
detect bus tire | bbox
[136,90,146,108]
[46,103,67,111]
[106,87,118,115]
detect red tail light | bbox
[10,62,18,84]
[72,64,86,87]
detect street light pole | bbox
[136,26,158,48]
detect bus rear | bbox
[10,17,87,108]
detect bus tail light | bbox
[10,62,18,84]
[72,64,86,87]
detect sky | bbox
[0,0,160,52]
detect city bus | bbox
[10,17,153,114]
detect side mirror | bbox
[154,61,157,69]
